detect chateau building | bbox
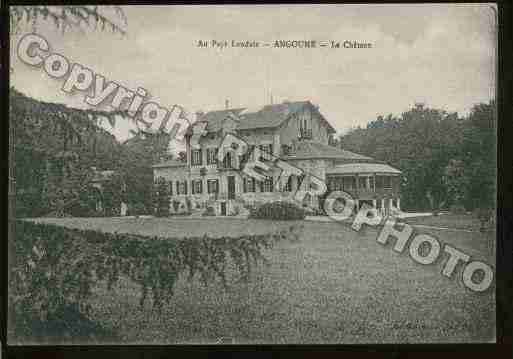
[152,100,401,216]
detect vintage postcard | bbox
[8,4,497,344]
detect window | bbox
[206,148,218,165]
[222,151,234,168]
[375,176,383,188]
[369,176,374,190]
[249,145,256,159]
[259,144,273,161]
[298,110,312,139]
[284,176,292,192]
[176,180,187,195]
[243,177,256,192]
[155,176,165,185]
[207,179,219,194]
[260,176,274,192]
[192,149,202,166]
[168,181,173,195]
[327,177,343,191]
[343,177,356,190]
[242,145,256,164]
[192,179,203,194]
[358,177,367,190]
[383,176,392,189]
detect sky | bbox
[10,4,497,142]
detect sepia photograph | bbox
[7,4,497,345]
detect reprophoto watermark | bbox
[215,132,495,294]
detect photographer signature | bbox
[350,321,472,335]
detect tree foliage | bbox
[9,220,300,342]
[10,89,127,217]
[339,102,496,212]
[10,6,127,35]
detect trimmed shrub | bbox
[128,202,148,216]
[9,219,296,342]
[249,201,306,220]
[202,206,216,216]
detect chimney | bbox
[225,99,229,109]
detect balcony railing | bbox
[217,161,236,170]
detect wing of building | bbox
[153,100,401,216]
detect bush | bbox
[248,201,306,220]
[128,202,148,216]
[202,206,216,216]
[450,204,466,214]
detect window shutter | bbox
[199,180,203,194]
[243,178,247,192]
[184,181,188,195]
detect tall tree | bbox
[10,6,127,34]
[339,103,466,211]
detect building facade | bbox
[152,101,401,216]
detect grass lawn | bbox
[401,213,492,232]
[28,217,495,344]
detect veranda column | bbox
[372,199,377,208]
[381,198,385,215]
[397,198,401,211]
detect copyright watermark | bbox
[17,33,191,140]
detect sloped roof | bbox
[200,108,246,132]
[282,141,374,161]
[326,163,402,175]
[237,101,309,130]
[152,159,187,168]
[194,101,336,133]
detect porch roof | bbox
[326,163,401,175]
[282,141,374,161]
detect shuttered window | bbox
[206,148,218,165]
[176,180,188,195]
[260,176,273,192]
[243,177,256,192]
[207,179,219,194]
[192,149,202,165]
[192,179,203,194]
